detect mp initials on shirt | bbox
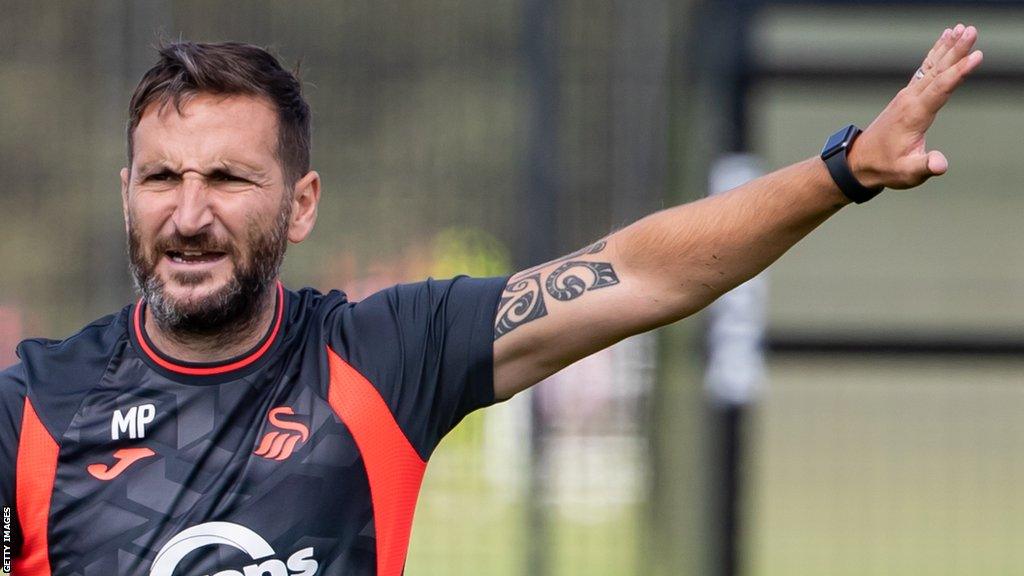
[111,403,156,440]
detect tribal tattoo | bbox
[494,240,620,340]
[494,274,548,339]
[545,261,619,300]
[510,240,609,280]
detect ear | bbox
[287,170,321,244]
[120,167,131,235]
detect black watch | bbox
[820,124,884,204]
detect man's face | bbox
[122,93,297,333]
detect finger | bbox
[899,150,947,188]
[932,24,964,66]
[926,150,949,176]
[924,28,952,67]
[910,25,961,91]
[931,25,977,79]
[922,49,984,115]
[910,28,952,87]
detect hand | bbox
[849,24,983,190]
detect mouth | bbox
[164,250,228,266]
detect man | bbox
[0,25,981,576]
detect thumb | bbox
[927,150,949,176]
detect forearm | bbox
[611,156,850,322]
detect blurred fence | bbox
[740,5,1024,576]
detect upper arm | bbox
[492,236,680,400]
[334,276,507,456]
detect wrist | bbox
[814,158,854,207]
[846,135,884,190]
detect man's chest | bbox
[44,362,377,575]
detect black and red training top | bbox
[0,276,506,576]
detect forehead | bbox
[132,93,280,169]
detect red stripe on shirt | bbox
[133,282,284,375]
[12,399,59,576]
[326,347,426,576]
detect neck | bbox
[143,284,278,364]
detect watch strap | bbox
[821,126,884,204]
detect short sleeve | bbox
[0,363,26,558]
[329,275,508,458]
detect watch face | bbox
[821,124,858,159]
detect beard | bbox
[127,200,291,338]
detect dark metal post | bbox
[521,1,561,574]
[697,3,759,576]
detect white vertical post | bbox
[704,153,768,576]
[705,154,768,407]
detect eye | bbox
[210,170,248,183]
[144,171,177,183]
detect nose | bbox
[171,173,215,236]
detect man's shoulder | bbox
[15,306,130,373]
[282,278,507,356]
[288,285,349,311]
[284,285,351,332]
[3,305,131,440]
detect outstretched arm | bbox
[492,25,983,400]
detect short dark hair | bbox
[127,41,311,186]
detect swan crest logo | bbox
[149,521,318,576]
[254,407,310,461]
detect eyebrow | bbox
[136,161,265,179]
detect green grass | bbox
[407,394,645,575]
[747,356,1024,576]
[409,356,1024,575]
